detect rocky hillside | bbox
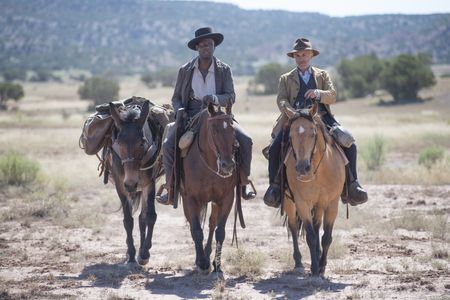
[1,0,449,74]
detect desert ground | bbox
[0,72,449,299]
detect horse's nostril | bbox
[305,164,311,172]
[125,182,138,192]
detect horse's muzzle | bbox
[218,158,235,176]
[295,160,311,176]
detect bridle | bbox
[111,130,155,170]
[197,113,236,178]
[289,114,327,182]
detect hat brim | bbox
[188,33,224,50]
[287,48,319,58]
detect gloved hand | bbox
[202,95,216,106]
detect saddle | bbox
[80,96,175,182]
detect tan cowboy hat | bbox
[287,38,320,58]
[187,27,224,50]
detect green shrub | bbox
[0,152,40,186]
[362,134,386,171]
[418,146,444,169]
[0,82,25,110]
[78,76,120,108]
[380,53,435,102]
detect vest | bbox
[295,72,334,126]
[294,73,317,109]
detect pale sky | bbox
[196,0,450,16]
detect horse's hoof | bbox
[137,255,149,266]
[125,255,136,264]
[196,265,210,275]
[212,270,225,281]
[293,265,305,274]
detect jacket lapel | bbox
[213,57,222,94]
[312,66,322,89]
[287,68,299,105]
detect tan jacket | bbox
[272,66,336,136]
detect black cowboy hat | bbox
[187,27,224,50]
[287,38,320,58]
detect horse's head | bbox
[110,100,152,192]
[206,102,236,176]
[289,102,320,181]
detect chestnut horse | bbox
[107,100,161,265]
[181,103,238,277]
[283,102,346,276]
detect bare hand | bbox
[304,89,319,100]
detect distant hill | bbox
[1,0,449,74]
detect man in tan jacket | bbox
[263,38,368,208]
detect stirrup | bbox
[242,181,256,200]
[156,183,174,205]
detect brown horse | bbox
[107,100,161,265]
[283,102,346,276]
[180,103,238,277]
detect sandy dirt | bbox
[1,181,449,300]
[1,78,449,299]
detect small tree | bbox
[0,82,25,110]
[380,53,436,102]
[141,73,156,88]
[78,76,120,107]
[254,63,290,95]
[2,68,26,82]
[337,54,383,98]
[154,68,178,87]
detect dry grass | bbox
[225,247,265,278]
[328,234,348,259]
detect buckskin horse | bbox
[107,100,161,265]
[180,103,240,277]
[282,102,346,276]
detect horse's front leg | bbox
[138,183,157,265]
[204,203,218,264]
[319,201,338,276]
[119,193,136,264]
[185,198,209,272]
[284,198,303,270]
[212,195,234,277]
[295,199,319,276]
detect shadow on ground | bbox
[252,270,350,299]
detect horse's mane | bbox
[312,114,333,145]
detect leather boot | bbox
[156,178,174,205]
[347,180,368,206]
[241,185,256,200]
[239,173,256,200]
[263,183,281,208]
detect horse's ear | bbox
[282,101,297,119]
[207,102,215,116]
[109,102,122,129]
[310,101,318,117]
[137,100,150,128]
